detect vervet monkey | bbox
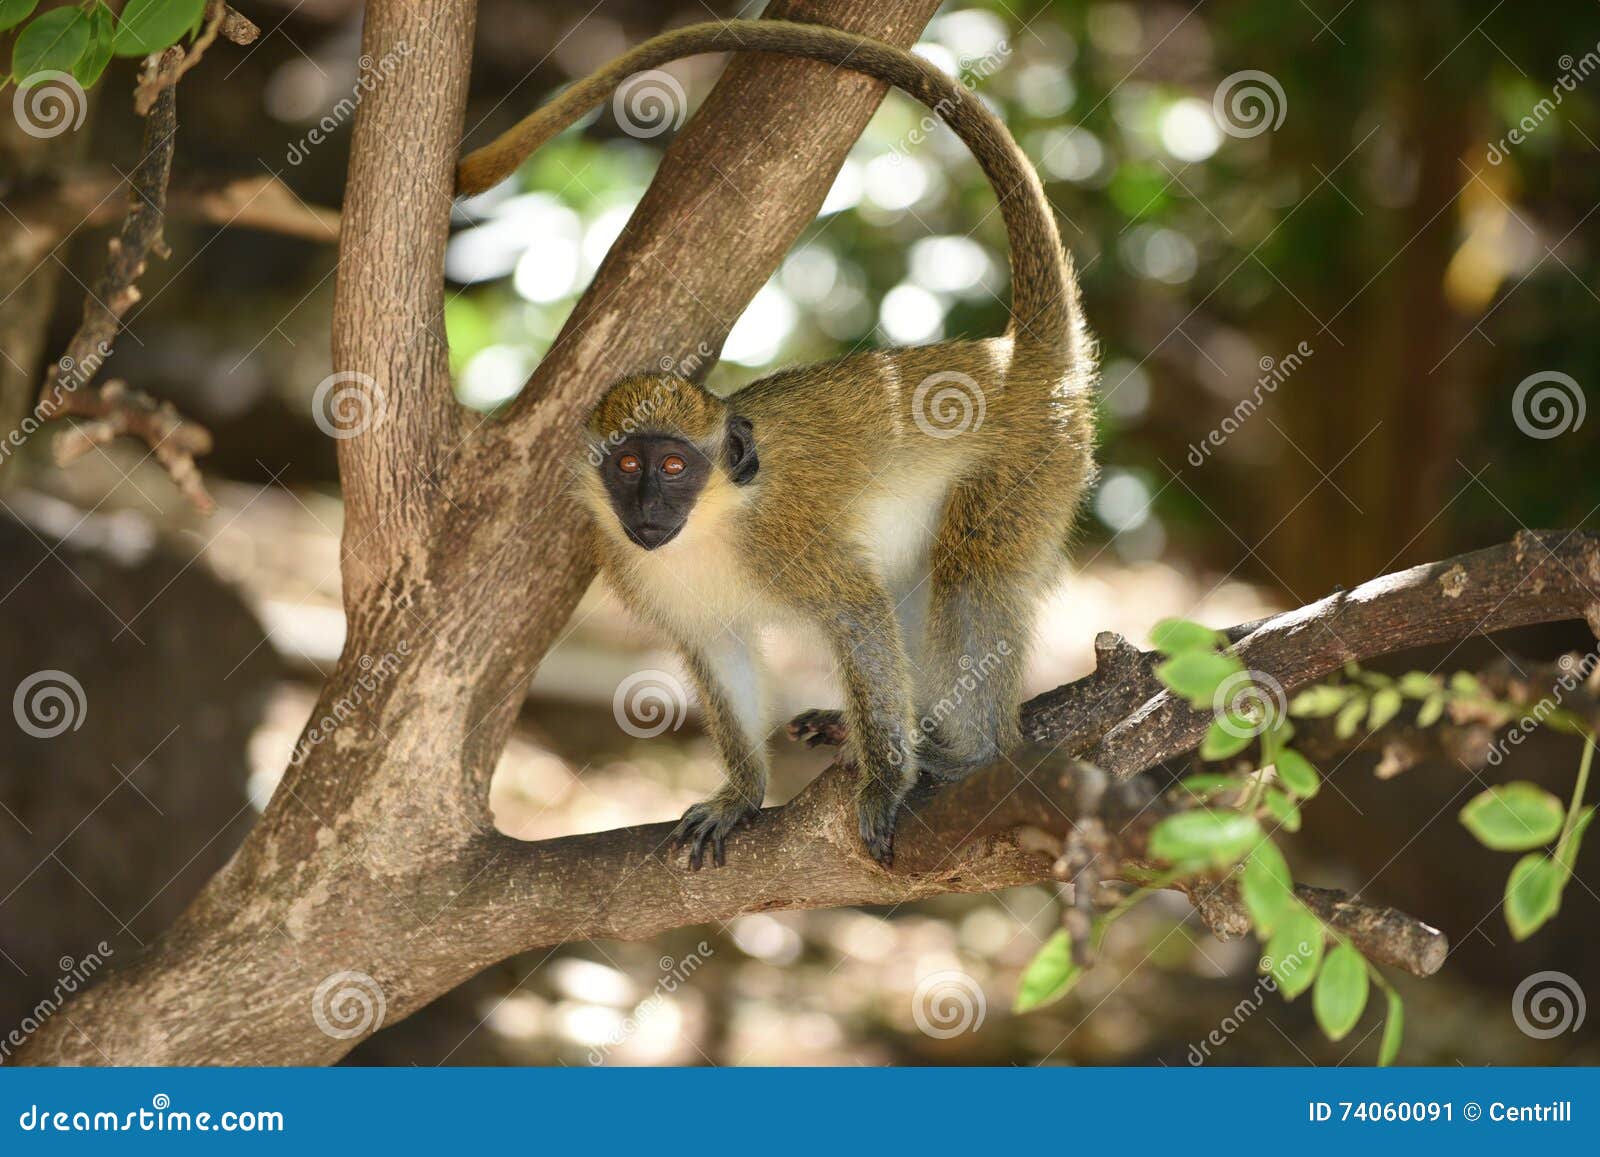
[458,21,1097,868]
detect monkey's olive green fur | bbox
[459,20,1097,868]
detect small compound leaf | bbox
[1378,990,1404,1067]
[0,0,40,35]
[74,2,115,87]
[1334,696,1367,739]
[1449,671,1482,695]
[1178,773,1248,801]
[1274,748,1321,799]
[12,7,91,78]
[1156,650,1245,708]
[1199,717,1253,760]
[1148,809,1262,869]
[1367,687,1403,732]
[1150,618,1223,656]
[1263,788,1302,832]
[1504,854,1563,941]
[1460,782,1565,851]
[1312,943,1370,1042]
[1241,840,1294,937]
[112,0,206,56]
[1415,694,1445,728]
[1266,904,1323,999]
[1014,929,1082,1013]
[1289,684,1352,718]
[1396,671,1441,698]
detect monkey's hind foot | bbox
[855,788,902,869]
[786,708,847,748]
[671,797,758,871]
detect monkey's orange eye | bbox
[661,455,686,476]
[618,453,642,474]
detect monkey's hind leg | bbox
[669,635,769,870]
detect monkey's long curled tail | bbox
[456,20,1078,354]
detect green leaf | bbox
[1274,748,1321,799]
[1460,782,1565,851]
[1263,788,1302,832]
[112,0,207,57]
[1334,696,1367,739]
[1449,671,1482,695]
[11,7,91,78]
[0,0,39,35]
[1289,684,1352,718]
[1199,717,1253,760]
[1265,904,1323,999]
[1504,854,1563,941]
[1150,618,1222,656]
[1155,650,1244,707]
[1397,671,1440,698]
[74,3,115,87]
[1241,840,1294,936]
[1312,944,1370,1041]
[1014,929,1083,1012]
[1178,773,1247,801]
[1148,809,1262,869]
[1368,687,1403,732]
[1378,989,1404,1066]
[1416,693,1446,728]
[1556,806,1594,876]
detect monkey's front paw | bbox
[670,798,758,870]
[855,791,901,869]
[786,708,847,748]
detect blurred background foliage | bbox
[3,0,1599,1067]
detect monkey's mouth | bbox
[626,521,683,550]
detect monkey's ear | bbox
[724,414,759,485]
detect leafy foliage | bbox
[4,0,201,86]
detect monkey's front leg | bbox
[813,578,919,867]
[669,636,768,870]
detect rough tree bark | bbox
[13,1,1599,1066]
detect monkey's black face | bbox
[600,435,713,550]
